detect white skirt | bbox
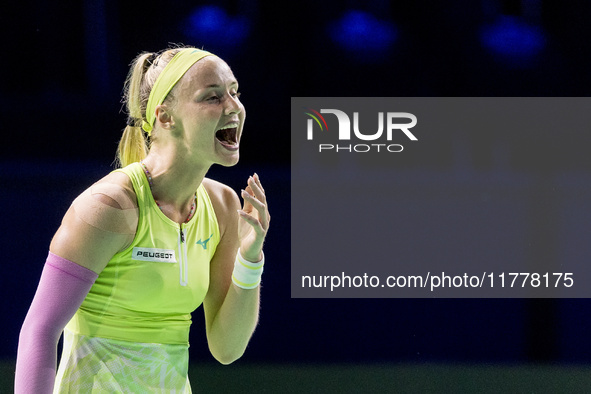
[54,329,192,393]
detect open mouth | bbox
[215,125,238,148]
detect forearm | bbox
[15,322,60,394]
[15,253,97,393]
[206,284,260,365]
[205,173,269,364]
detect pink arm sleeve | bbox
[15,252,98,394]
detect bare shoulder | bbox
[90,171,137,209]
[70,170,139,235]
[202,178,240,232]
[202,178,240,210]
[49,171,138,274]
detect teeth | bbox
[217,123,238,131]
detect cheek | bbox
[192,107,221,128]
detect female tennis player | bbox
[15,46,270,392]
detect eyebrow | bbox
[205,81,238,89]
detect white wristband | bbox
[232,249,264,289]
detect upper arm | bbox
[202,179,241,329]
[49,174,138,274]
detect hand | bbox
[238,173,270,262]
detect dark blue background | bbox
[2,0,591,367]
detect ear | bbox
[154,104,175,130]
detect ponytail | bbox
[116,52,153,168]
[116,47,188,168]
[117,124,148,168]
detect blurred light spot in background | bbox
[183,5,250,48]
[328,10,397,62]
[480,15,545,68]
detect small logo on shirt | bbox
[196,233,214,250]
[132,247,177,263]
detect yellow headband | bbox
[142,48,214,134]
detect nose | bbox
[224,94,242,116]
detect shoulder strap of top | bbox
[113,162,149,211]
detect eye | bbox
[207,94,221,102]
[232,91,242,99]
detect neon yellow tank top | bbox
[65,163,220,345]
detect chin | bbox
[218,154,240,167]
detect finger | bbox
[237,210,267,234]
[245,183,270,227]
[253,173,265,193]
[247,176,267,204]
[240,189,254,213]
[241,189,267,220]
[241,186,270,227]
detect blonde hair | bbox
[116,47,187,168]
